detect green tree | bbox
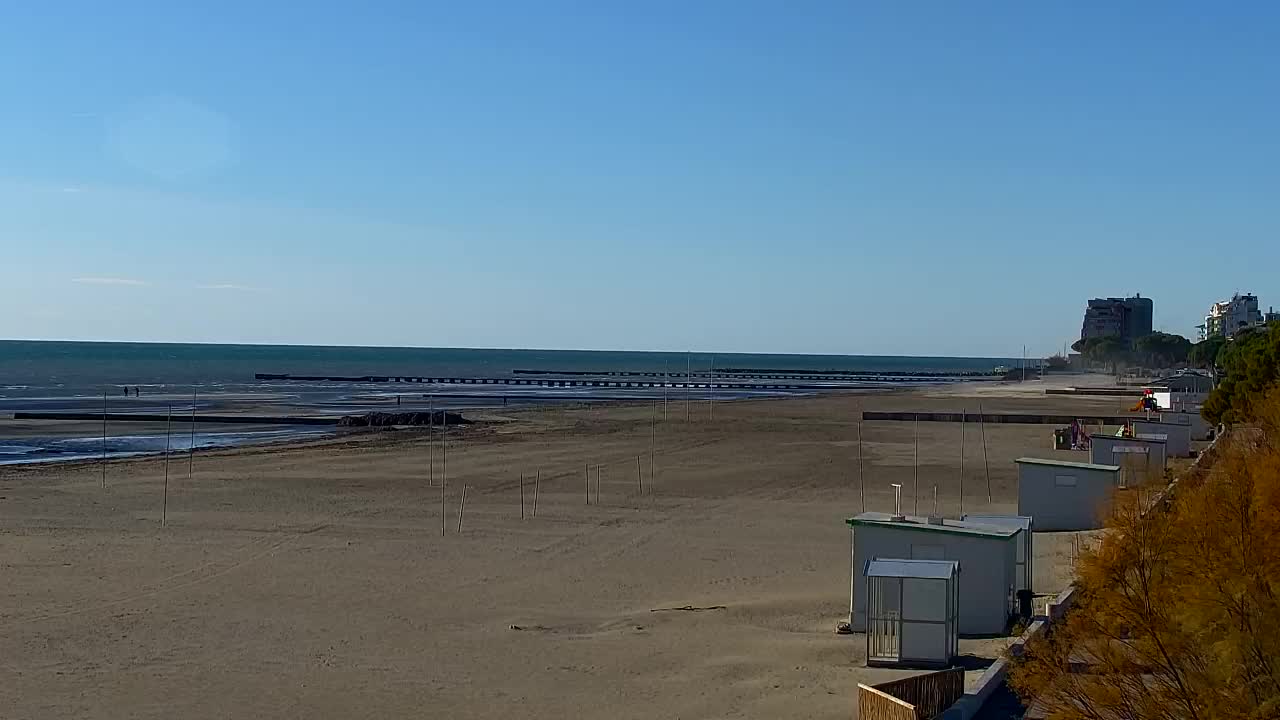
[1188,335,1226,370]
[1045,353,1070,371]
[1010,393,1280,718]
[1072,336,1130,372]
[1133,332,1192,368]
[1203,323,1280,424]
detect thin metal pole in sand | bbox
[686,351,692,422]
[664,360,669,420]
[100,393,108,488]
[456,484,468,533]
[162,405,172,526]
[979,402,992,504]
[595,464,602,505]
[585,463,590,505]
[650,400,657,489]
[707,356,714,420]
[636,455,643,495]
[857,420,865,512]
[441,410,448,536]
[188,387,197,479]
[428,393,434,487]
[913,414,919,515]
[959,408,965,516]
[520,472,525,519]
[532,470,540,516]
[932,484,938,517]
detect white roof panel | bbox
[865,558,959,579]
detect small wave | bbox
[0,444,40,455]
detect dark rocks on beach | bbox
[337,411,470,428]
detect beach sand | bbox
[0,383,1135,719]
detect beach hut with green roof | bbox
[846,512,1019,636]
[1016,457,1121,531]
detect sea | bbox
[0,341,1021,465]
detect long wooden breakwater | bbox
[1044,388,1143,397]
[254,373,904,390]
[863,411,1138,425]
[512,368,996,381]
[15,412,340,426]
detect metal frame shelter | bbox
[865,558,960,668]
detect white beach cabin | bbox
[1160,411,1213,441]
[847,512,1018,636]
[864,558,960,668]
[1111,446,1157,488]
[961,514,1033,593]
[1090,430,1172,476]
[1132,420,1193,457]
[1016,458,1121,531]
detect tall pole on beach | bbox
[456,484,467,533]
[663,360,669,420]
[162,405,172,526]
[188,387,197,478]
[979,402,992,504]
[428,392,434,487]
[441,410,448,537]
[707,356,714,420]
[686,352,692,422]
[100,393,108,488]
[857,420,865,513]
[959,408,965,516]
[650,400,657,489]
[913,414,919,515]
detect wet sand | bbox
[0,382,1134,719]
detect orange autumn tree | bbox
[1009,389,1280,720]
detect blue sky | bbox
[2,2,1277,357]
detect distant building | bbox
[1080,295,1153,343]
[1198,293,1265,340]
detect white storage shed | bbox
[1112,446,1158,487]
[962,514,1033,593]
[847,512,1018,636]
[1090,433,1167,476]
[1160,411,1212,441]
[1016,458,1121,531]
[864,558,960,668]
[1132,420,1192,457]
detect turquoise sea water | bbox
[0,341,1021,399]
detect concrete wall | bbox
[1133,420,1192,457]
[851,526,1016,636]
[1017,464,1119,531]
[1091,435,1167,475]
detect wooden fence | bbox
[858,667,966,720]
[857,684,917,720]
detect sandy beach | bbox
[0,381,1134,719]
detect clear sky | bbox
[2,2,1277,357]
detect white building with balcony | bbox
[1199,293,1265,340]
